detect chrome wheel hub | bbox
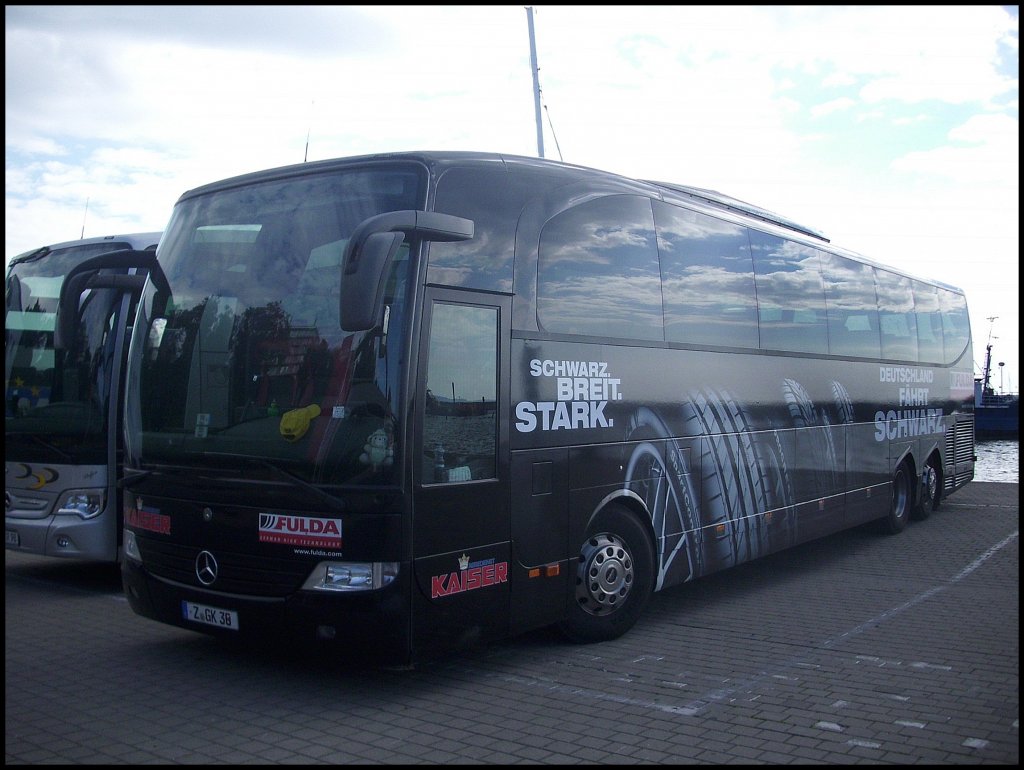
[574,533,634,616]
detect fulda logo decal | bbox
[125,497,171,535]
[431,553,509,598]
[258,514,342,547]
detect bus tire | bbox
[912,455,942,521]
[880,461,912,534]
[558,504,656,644]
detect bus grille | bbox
[138,539,309,596]
[945,416,976,491]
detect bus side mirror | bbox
[54,249,166,351]
[340,210,474,332]
[340,232,406,332]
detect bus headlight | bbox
[301,561,399,592]
[123,529,142,563]
[57,489,106,519]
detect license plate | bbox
[182,600,239,630]
[5,530,19,547]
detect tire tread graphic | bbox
[624,408,702,590]
[686,388,772,571]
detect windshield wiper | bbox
[13,434,76,464]
[202,452,346,512]
[120,467,153,488]
[8,246,51,268]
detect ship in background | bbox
[974,320,1019,438]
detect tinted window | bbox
[422,303,497,483]
[749,231,828,354]
[131,166,423,485]
[5,244,142,459]
[875,268,918,361]
[913,281,943,364]
[538,195,662,341]
[654,202,758,349]
[821,252,881,358]
[939,289,971,364]
[429,165,529,292]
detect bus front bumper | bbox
[121,559,413,666]
[4,512,117,562]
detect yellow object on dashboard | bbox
[279,404,322,442]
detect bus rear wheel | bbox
[880,461,912,534]
[558,504,655,644]
[911,456,942,521]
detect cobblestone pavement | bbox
[6,482,1018,764]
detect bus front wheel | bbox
[558,504,655,644]
[880,462,912,535]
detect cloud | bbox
[4,5,1019,389]
[810,97,857,118]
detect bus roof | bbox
[642,181,830,242]
[8,231,162,270]
[171,150,964,295]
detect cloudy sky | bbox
[5,5,1019,391]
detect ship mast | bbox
[982,316,998,395]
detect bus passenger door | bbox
[411,289,511,656]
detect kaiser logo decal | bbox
[258,514,343,547]
[126,497,171,535]
[431,553,508,598]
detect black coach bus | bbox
[92,152,974,665]
[6,232,161,562]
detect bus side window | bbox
[822,252,881,358]
[750,232,829,354]
[537,195,662,341]
[654,201,759,350]
[913,281,944,364]
[875,268,919,362]
[938,289,970,364]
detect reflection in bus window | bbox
[821,252,881,358]
[750,232,828,354]
[939,289,971,364]
[914,281,944,364]
[423,303,497,483]
[655,201,758,349]
[875,268,918,361]
[539,195,662,341]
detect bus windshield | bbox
[6,246,141,465]
[125,165,425,486]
